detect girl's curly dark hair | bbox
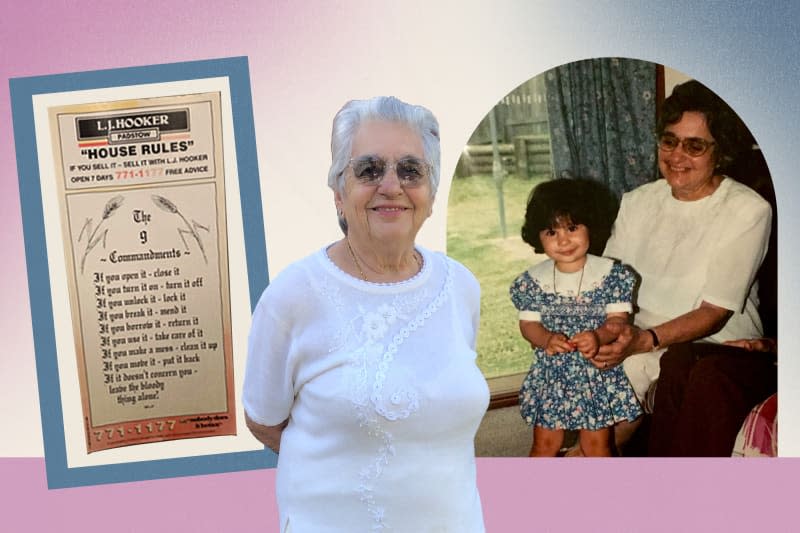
[521,177,619,255]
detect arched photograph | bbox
[449,58,777,458]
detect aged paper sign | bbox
[49,93,236,452]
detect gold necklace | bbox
[553,261,585,301]
[346,238,367,281]
[345,238,422,282]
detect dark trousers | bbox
[648,342,777,457]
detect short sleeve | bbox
[702,199,771,312]
[242,289,296,426]
[604,262,636,314]
[468,272,481,348]
[450,256,482,348]
[510,272,542,322]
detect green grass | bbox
[447,174,550,378]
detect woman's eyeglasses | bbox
[345,156,430,187]
[658,133,716,157]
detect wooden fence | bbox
[458,75,553,178]
[456,134,552,178]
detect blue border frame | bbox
[10,56,276,489]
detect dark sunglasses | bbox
[345,156,430,187]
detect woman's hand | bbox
[592,302,733,370]
[723,337,777,353]
[571,330,600,358]
[544,332,575,355]
[592,322,646,369]
[245,412,287,453]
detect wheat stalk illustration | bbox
[78,195,124,274]
[151,194,210,263]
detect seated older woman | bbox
[593,80,775,455]
[243,96,489,531]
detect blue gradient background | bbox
[2,1,798,531]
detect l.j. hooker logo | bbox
[76,109,190,145]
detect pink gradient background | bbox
[3,1,799,531]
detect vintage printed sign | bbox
[49,93,236,452]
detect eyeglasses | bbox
[345,156,431,187]
[658,133,716,157]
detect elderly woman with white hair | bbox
[243,96,489,532]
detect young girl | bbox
[510,178,642,457]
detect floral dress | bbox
[510,254,643,430]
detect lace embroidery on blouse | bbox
[340,256,454,530]
[316,274,351,354]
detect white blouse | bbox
[604,177,772,399]
[605,177,771,342]
[243,246,489,532]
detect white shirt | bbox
[243,246,489,533]
[605,177,771,343]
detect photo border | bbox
[10,56,276,488]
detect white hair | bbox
[327,96,441,196]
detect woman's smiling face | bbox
[659,110,721,201]
[335,120,433,246]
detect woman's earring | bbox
[336,208,348,234]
